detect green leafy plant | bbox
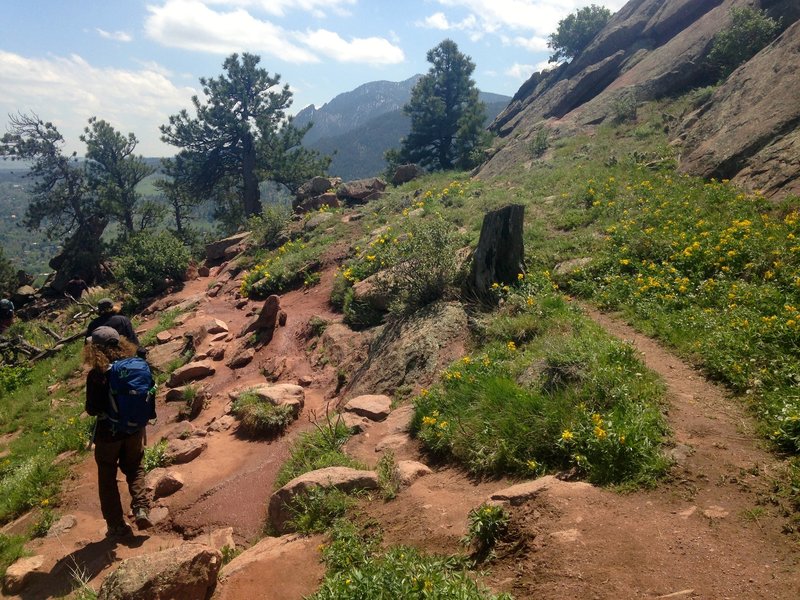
[0,533,28,580]
[29,508,55,538]
[529,128,549,158]
[377,451,400,500]
[247,204,291,249]
[287,487,356,534]
[463,504,509,557]
[142,439,169,472]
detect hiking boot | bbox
[106,523,133,538]
[134,508,153,530]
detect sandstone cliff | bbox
[481,0,800,198]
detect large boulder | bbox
[343,394,392,421]
[337,178,387,203]
[391,164,425,186]
[344,302,469,398]
[165,438,208,465]
[148,339,191,373]
[268,467,379,533]
[98,543,221,600]
[166,360,216,388]
[677,18,800,198]
[295,176,341,202]
[296,192,341,214]
[205,232,251,263]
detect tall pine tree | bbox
[160,53,329,219]
[396,40,488,171]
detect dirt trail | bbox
[5,254,799,599]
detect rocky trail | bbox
[2,248,799,599]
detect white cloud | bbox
[298,29,405,65]
[96,28,133,42]
[203,0,356,18]
[505,63,534,80]
[509,35,548,52]
[418,11,478,32]
[145,0,319,63]
[430,0,629,39]
[0,51,195,156]
[145,0,403,66]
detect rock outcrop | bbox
[98,543,221,600]
[479,0,800,198]
[677,19,800,197]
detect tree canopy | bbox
[548,4,612,63]
[708,7,781,79]
[393,39,489,172]
[160,52,329,219]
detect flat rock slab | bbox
[207,527,236,552]
[156,330,174,344]
[374,433,412,453]
[227,348,255,369]
[165,438,208,465]
[343,394,392,421]
[148,339,188,373]
[341,413,371,433]
[489,475,593,506]
[205,318,229,334]
[98,543,221,600]
[268,467,378,533]
[3,555,44,594]
[167,361,216,388]
[395,460,432,487]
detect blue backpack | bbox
[107,357,156,434]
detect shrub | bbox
[114,231,191,300]
[708,7,781,79]
[0,533,27,579]
[240,239,322,300]
[529,128,549,158]
[142,439,169,472]
[247,204,291,249]
[0,247,16,298]
[378,216,461,315]
[611,92,637,124]
[231,390,295,437]
[463,504,509,557]
[311,531,512,600]
[287,487,356,534]
[548,4,612,63]
[376,451,400,500]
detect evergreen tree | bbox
[548,4,612,63]
[160,53,329,219]
[397,40,488,172]
[80,117,155,234]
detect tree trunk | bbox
[242,135,261,217]
[464,204,525,303]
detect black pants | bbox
[94,428,149,527]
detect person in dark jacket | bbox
[84,326,152,537]
[0,299,13,334]
[85,298,146,358]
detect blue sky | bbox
[0,0,626,156]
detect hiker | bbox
[0,299,14,334]
[86,298,146,358]
[84,326,155,537]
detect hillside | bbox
[482,0,800,199]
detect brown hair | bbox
[83,337,138,372]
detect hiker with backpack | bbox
[0,299,14,333]
[85,298,147,359]
[84,325,156,537]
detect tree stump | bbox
[464,204,525,302]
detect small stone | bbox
[3,555,44,594]
[154,472,185,499]
[207,346,226,361]
[227,348,255,369]
[47,514,78,537]
[149,506,170,525]
[156,330,174,344]
[341,413,371,433]
[297,375,313,387]
[375,433,412,453]
[395,461,432,486]
[165,438,207,465]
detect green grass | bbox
[231,390,296,437]
[0,533,28,579]
[240,233,329,299]
[142,439,169,472]
[310,520,512,600]
[139,306,188,347]
[274,420,364,490]
[411,272,669,486]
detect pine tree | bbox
[160,53,329,219]
[398,40,488,172]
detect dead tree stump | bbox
[464,204,525,302]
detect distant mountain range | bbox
[294,76,511,181]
